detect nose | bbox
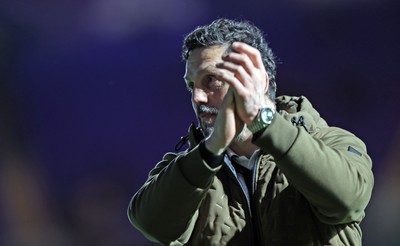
[192,88,208,104]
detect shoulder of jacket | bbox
[276,95,328,133]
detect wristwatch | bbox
[247,107,275,133]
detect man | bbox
[128,18,374,245]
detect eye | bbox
[206,76,225,91]
[186,81,194,93]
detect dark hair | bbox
[182,18,277,101]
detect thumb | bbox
[221,87,235,111]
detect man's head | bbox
[182,18,277,139]
[182,18,277,101]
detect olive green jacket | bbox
[128,96,374,245]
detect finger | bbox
[214,69,247,97]
[208,88,237,151]
[216,61,252,86]
[231,42,265,71]
[221,52,255,76]
[218,88,236,134]
[221,87,235,108]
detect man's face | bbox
[184,45,230,137]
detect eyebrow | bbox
[183,64,219,84]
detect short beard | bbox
[198,105,219,115]
[200,121,214,138]
[197,105,218,137]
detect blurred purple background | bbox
[1,0,399,245]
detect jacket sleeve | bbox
[253,113,374,224]
[127,144,222,244]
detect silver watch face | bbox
[260,107,274,124]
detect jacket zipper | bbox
[224,152,266,245]
[223,155,255,245]
[224,155,252,212]
[251,152,265,245]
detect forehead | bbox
[184,45,228,80]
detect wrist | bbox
[247,106,275,133]
[204,136,227,156]
[199,140,225,168]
